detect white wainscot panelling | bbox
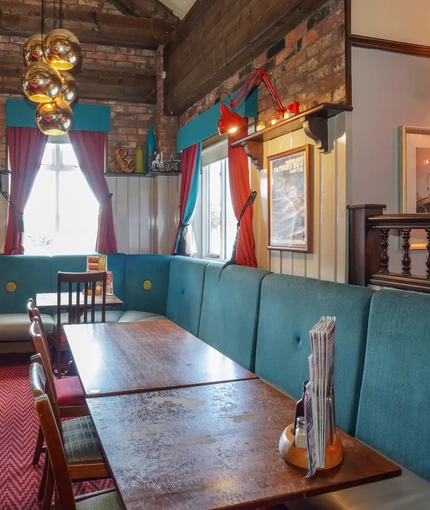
[253,114,347,283]
[107,175,180,254]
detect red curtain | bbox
[3,127,48,254]
[173,143,201,255]
[69,131,117,253]
[228,124,258,267]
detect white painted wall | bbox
[352,0,430,46]
[347,46,430,273]
[253,115,347,283]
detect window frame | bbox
[193,140,236,261]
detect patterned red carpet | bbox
[0,364,113,510]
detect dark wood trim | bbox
[231,103,353,165]
[345,0,352,105]
[351,34,430,59]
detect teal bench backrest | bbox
[198,263,271,371]
[124,254,172,314]
[356,289,430,480]
[166,256,210,336]
[0,255,52,313]
[255,274,374,436]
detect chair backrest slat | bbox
[56,271,107,329]
[33,392,77,510]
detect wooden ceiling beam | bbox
[0,56,156,104]
[164,0,329,115]
[0,2,177,48]
[107,0,179,22]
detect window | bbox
[24,141,99,255]
[193,141,236,260]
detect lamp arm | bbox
[228,68,287,116]
[260,70,288,115]
[228,69,265,109]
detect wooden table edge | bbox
[84,374,260,398]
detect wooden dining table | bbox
[63,320,258,397]
[86,378,402,510]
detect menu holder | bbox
[278,426,343,470]
[279,382,343,471]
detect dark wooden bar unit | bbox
[348,204,430,293]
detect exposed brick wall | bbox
[0,19,157,171]
[179,0,345,128]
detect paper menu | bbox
[305,316,336,477]
[85,255,113,295]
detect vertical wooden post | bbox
[347,204,386,287]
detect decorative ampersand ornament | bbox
[109,147,134,173]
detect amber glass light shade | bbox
[22,62,62,103]
[35,98,73,136]
[23,34,45,66]
[217,103,246,136]
[60,71,78,104]
[44,29,81,71]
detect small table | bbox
[86,378,401,510]
[64,320,258,397]
[36,292,123,309]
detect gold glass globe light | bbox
[43,29,81,71]
[21,61,62,103]
[60,71,78,104]
[35,97,74,136]
[22,33,45,66]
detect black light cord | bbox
[217,190,258,283]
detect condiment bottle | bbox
[294,416,307,448]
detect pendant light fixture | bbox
[22,34,45,66]
[21,0,81,136]
[59,71,79,104]
[35,97,73,136]
[22,61,62,103]
[44,28,81,71]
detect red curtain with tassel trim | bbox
[69,131,117,253]
[3,127,47,254]
[228,124,258,267]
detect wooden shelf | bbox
[105,171,180,177]
[231,103,352,170]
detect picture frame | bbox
[268,145,312,252]
[399,125,430,249]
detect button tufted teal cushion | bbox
[356,289,430,481]
[255,274,374,436]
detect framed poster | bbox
[268,145,312,252]
[399,125,430,249]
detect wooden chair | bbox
[32,388,122,509]
[29,342,109,509]
[50,271,107,376]
[27,299,87,466]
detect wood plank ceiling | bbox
[0,0,329,113]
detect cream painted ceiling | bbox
[159,0,197,19]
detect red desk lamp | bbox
[217,68,297,136]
